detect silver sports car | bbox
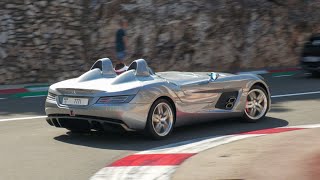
[45,58,271,139]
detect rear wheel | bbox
[145,99,175,140]
[243,85,269,122]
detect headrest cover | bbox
[90,58,117,78]
[128,59,150,77]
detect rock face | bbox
[1,0,320,84]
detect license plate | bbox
[62,97,89,105]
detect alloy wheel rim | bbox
[245,89,268,120]
[152,102,174,136]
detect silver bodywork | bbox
[45,58,271,131]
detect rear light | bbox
[96,95,135,104]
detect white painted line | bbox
[22,95,47,98]
[237,70,268,75]
[0,116,47,122]
[289,124,320,129]
[271,91,320,98]
[273,74,293,78]
[0,98,6,100]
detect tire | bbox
[145,99,175,140]
[242,85,269,123]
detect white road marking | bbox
[22,95,47,98]
[290,124,320,129]
[273,74,294,78]
[0,116,47,122]
[237,70,268,75]
[271,91,320,98]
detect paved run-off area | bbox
[173,128,320,180]
[0,71,320,180]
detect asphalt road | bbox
[0,71,320,180]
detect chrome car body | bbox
[45,58,271,134]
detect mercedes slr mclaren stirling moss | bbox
[45,58,271,139]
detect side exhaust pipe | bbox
[225,97,237,109]
[226,103,234,109]
[228,97,236,103]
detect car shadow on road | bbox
[270,95,320,113]
[54,116,288,151]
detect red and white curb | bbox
[90,124,320,180]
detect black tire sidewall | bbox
[145,99,175,140]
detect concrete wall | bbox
[1,0,320,84]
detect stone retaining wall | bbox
[1,0,320,84]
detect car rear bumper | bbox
[46,114,134,132]
[45,99,151,131]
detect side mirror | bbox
[209,72,219,81]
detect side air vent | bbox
[215,91,239,110]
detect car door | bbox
[179,74,225,104]
[179,73,244,105]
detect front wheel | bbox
[145,99,175,140]
[243,86,269,122]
